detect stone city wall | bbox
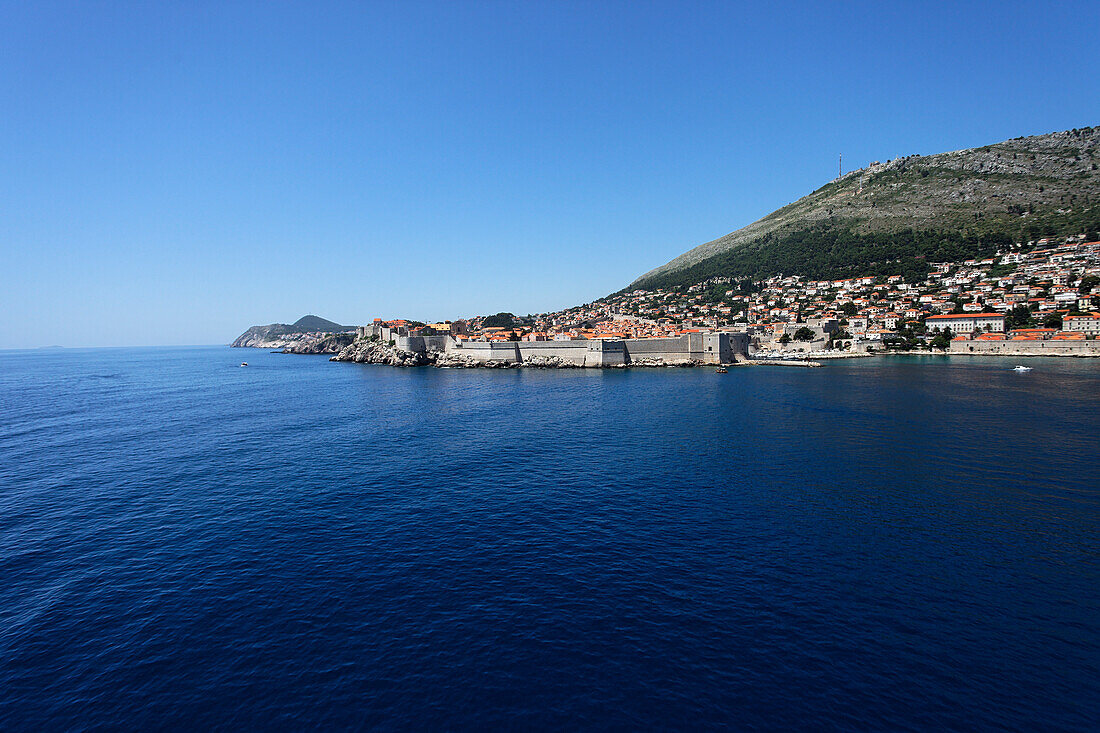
[381,332,748,367]
[949,339,1100,356]
[450,339,627,367]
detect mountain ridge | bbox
[231,315,353,348]
[630,127,1100,290]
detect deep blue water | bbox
[1,347,1098,730]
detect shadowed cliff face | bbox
[632,127,1100,288]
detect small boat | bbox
[715,366,728,373]
[1013,365,1031,372]
[240,362,248,367]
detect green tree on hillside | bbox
[482,312,516,328]
[1006,304,1034,329]
[930,327,953,349]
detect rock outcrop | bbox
[330,339,433,367]
[627,357,700,367]
[512,354,582,369]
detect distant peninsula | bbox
[231,315,355,353]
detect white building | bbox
[1064,313,1100,335]
[925,313,1006,334]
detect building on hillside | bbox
[925,313,1006,334]
[1063,313,1100,335]
[427,320,468,335]
[1008,328,1057,340]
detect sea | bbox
[1,346,1097,730]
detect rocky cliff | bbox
[331,339,437,366]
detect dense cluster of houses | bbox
[519,238,1100,351]
[362,238,1100,353]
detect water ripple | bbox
[0,348,1097,729]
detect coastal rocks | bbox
[433,352,483,368]
[518,355,580,369]
[627,357,701,368]
[281,333,354,354]
[330,339,430,367]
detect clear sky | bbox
[2,1,1099,347]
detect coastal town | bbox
[236,236,1100,364]
[445,236,1100,357]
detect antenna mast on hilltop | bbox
[839,153,842,179]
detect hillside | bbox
[289,315,349,333]
[231,315,353,348]
[631,127,1100,290]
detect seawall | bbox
[948,339,1100,357]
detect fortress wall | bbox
[422,335,451,351]
[395,335,424,352]
[407,334,751,366]
[516,340,623,366]
[687,332,704,359]
[702,332,748,363]
[395,335,454,352]
[949,340,1100,356]
[518,341,594,365]
[726,332,751,361]
[622,337,688,354]
[582,340,626,367]
[622,336,696,363]
[446,339,626,366]
[450,341,522,362]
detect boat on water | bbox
[715,366,728,373]
[240,362,248,367]
[1013,365,1032,372]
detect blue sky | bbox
[2,1,1099,347]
